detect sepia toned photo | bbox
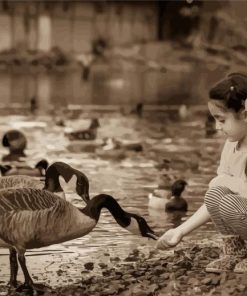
[0,0,246,295]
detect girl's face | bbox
[208,100,247,142]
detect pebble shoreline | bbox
[1,243,246,296]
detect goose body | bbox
[0,188,94,249]
[66,118,100,141]
[0,179,156,292]
[148,180,188,212]
[148,189,170,209]
[0,159,49,177]
[0,175,43,190]
[165,196,188,212]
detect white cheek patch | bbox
[55,191,66,200]
[125,218,141,235]
[59,174,77,199]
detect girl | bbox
[157,72,247,273]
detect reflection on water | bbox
[0,57,202,109]
[0,108,222,285]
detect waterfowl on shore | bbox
[0,159,49,177]
[0,161,90,203]
[148,179,188,211]
[0,175,157,292]
[66,118,100,141]
[2,129,27,161]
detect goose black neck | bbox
[82,194,131,226]
[44,162,73,192]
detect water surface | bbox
[0,108,223,286]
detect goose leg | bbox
[17,253,48,293]
[8,248,18,287]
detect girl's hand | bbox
[156,228,183,250]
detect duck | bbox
[66,118,100,141]
[102,138,143,152]
[148,179,188,211]
[0,159,49,177]
[2,129,27,161]
[66,139,103,153]
[0,161,90,204]
[96,138,126,160]
[0,175,157,292]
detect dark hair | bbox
[209,72,247,112]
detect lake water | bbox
[0,107,224,287]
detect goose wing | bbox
[0,188,60,214]
[0,175,43,190]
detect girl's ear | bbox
[242,110,247,123]
[238,108,247,122]
[243,100,247,122]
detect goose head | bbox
[44,162,90,203]
[35,159,49,176]
[82,194,158,240]
[171,179,187,198]
[125,212,158,240]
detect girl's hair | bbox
[209,72,247,112]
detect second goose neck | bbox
[82,194,130,226]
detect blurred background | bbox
[0,0,245,112]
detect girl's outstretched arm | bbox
[156,203,210,250]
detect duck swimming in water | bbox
[0,159,49,177]
[2,129,27,162]
[0,175,157,292]
[148,179,188,211]
[66,118,100,141]
[0,161,90,203]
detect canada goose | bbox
[0,161,90,203]
[148,179,188,211]
[0,159,49,177]
[2,129,27,161]
[66,118,100,141]
[0,176,157,292]
[101,138,142,153]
